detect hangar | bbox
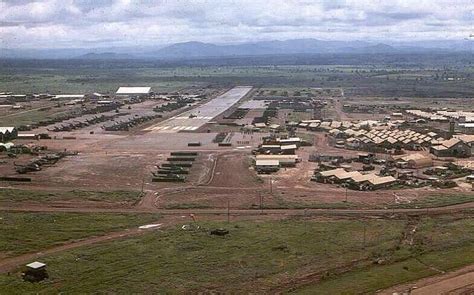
[115,87,152,98]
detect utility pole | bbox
[363,222,367,249]
[259,193,264,214]
[141,175,146,196]
[270,177,273,194]
[227,198,230,223]
[345,186,348,202]
[392,193,396,215]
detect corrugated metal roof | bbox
[368,176,396,185]
[256,160,279,166]
[54,94,85,99]
[351,173,378,183]
[256,155,298,159]
[281,144,297,150]
[335,171,362,180]
[319,168,346,177]
[0,127,15,134]
[26,261,46,269]
[116,87,151,94]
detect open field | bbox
[0,64,195,94]
[0,217,406,293]
[1,56,473,99]
[0,101,85,126]
[0,213,473,293]
[0,189,140,204]
[389,193,474,209]
[0,211,161,258]
[300,214,474,294]
[299,244,474,294]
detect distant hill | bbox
[148,39,391,58]
[77,52,134,59]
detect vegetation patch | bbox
[0,218,405,293]
[0,211,161,258]
[1,214,473,293]
[296,215,474,293]
[164,202,212,209]
[389,193,474,209]
[0,188,141,204]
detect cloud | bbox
[0,0,472,48]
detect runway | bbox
[145,86,252,133]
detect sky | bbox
[0,0,472,49]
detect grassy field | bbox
[1,214,473,293]
[1,59,473,98]
[0,69,193,95]
[164,203,212,209]
[296,257,436,294]
[299,215,474,293]
[0,211,161,258]
[265,199,361,210]
[389,193,474,209]
[0,188,141,204]
[0,218,405,293]
[0,102,86,126]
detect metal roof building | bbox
[54,94,85,99]
[116,87,152,95]
[26,261,46,270]
[256,159,280,166]
[0,127,17,142]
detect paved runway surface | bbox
[145,86,252,133]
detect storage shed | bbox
[115,87,152,98]
[430,138,471,157]
[256,159,280,173]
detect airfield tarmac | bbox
[145,86,252,133]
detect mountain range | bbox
[1,38,471,60]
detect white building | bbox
[115,87,152,98]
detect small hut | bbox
[23,261,48,282]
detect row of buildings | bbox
[406,109,474,134]
[329,127,439,151]
[293,119,386,131]
[53,87,153,101]
[313,168,397,190]
[298,117,473,157]
[255,155,300,173]
[0,87,153,104]
[407,109,474,123]
[254,137,303,173]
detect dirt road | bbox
[0,225,155,274]
[1,201,474,215]
[380,263,474,295]
[333,98,350,121]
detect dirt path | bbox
[0,214,191,275]
[0,223,156,274]
[208,152,262,188]
[1,201,474,215]
[333,98,349,121]
[379,263,474,295]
